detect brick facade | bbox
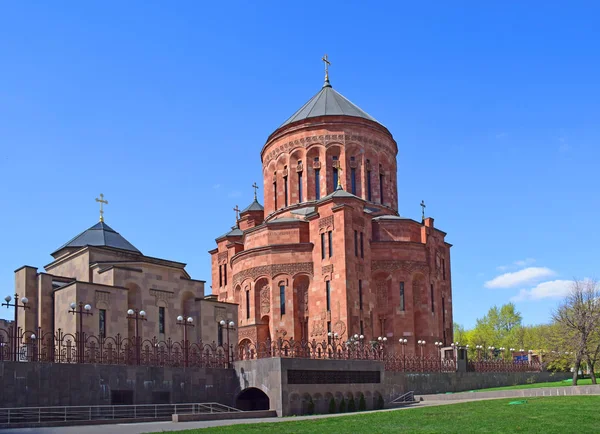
[211,91,453,357]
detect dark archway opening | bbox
[236,387,270,411]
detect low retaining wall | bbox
[384,371,572,401]
[0,361,238,408]
[172,410,277,422]
[418,384,600,401]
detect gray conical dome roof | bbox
[280,79,381,128]
[52,221,141,255]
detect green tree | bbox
[358,393,366,411]
[328,397,336,414]
[348,397,356,412]
[339,398,346,413]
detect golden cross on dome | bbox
[252,182,259,201]
[233,205,240,221]
[322,54,331,82]
[420,200,426,221]
[95,193,108,222]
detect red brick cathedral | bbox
[210,65,453,356]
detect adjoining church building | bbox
[13,204,237,345]
[210,62,453,357]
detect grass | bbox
[472,377,594,392]
[154,396,600,433]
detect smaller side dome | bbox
[52,221,141,256]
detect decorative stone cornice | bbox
[371,260,429,274]
[232,262,313,287]
[262,133,396,166]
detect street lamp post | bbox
[417,340,426,358]
[2,294,29,362]
[488,346,495,359]
[327,331,340,358]
[219,320,236,368]
[499,347,506,360]
[475,345,483,360]
[399,338,408,370]
[177,316,195,367]
[69,302,93,363]
[126,309,147,365]
[377,336,388,360]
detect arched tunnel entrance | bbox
[236,387,270,411]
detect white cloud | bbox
[510,280,574,302]
[484,267,556,289]
[497,258,536,271]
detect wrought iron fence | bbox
[0,327,543,373]
[467,359,543,372]
[0,327,231,368]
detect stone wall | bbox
[0,362,237,408]
[233,358,573,416]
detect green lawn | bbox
[156,396,600,433]
[473,377,594,392]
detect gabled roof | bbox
[241,199,264,213]
[280,79,382,128]
[52,221,141,255]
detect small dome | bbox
[241,199,264,213]
[52,221,141,256]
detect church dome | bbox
[52,221,141,256]
[279,79,382,129]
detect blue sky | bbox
[0,2,598,328]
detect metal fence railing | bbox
[0,402,241,425]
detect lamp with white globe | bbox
[1,293,31,362]
[218,319,236,367]
[68,301,94,364]
[126,308,148,365]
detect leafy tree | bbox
[358,393,366,411]
[348,397,356,412]
[306,397,315,415]
[552,279,600,385]
[338,398,346,413]
[377,394,385,410]
[328,397,336,414]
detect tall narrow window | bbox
[315,168,321,199]
[321,233,325,260]
[328,230,333,257]
[431,283,435,312]
[246,290,250,319]
[219,265,222,287]
[351,163,356,195]
[360,320,364,335]
[159,307,165,334]
[379,171,384,204]
[99,309,106,338]
[327,321,332,344]
[298,162,303,203]
[223,265,227,286]
[326,281,331,311]
[332,156,338,191]
[359,280,363,310]
[354,230,358,257]
[284,167,288,207]
[442,297,446,324]
[280,284,286,315]
[399,282,405,311]
[442,258,446,280]
[273,181,278,209]
[367,160,372,201]
[218,323,223,346]
[360,232,364,258]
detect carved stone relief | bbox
[232,262,313,286]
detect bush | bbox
[328,397,336,414]
[307,398,315,415]
[339,398,346,413]
[377,394,385,410]
[348,397,356,412]
[358,394,366,411]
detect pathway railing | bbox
[0,402,241,426]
